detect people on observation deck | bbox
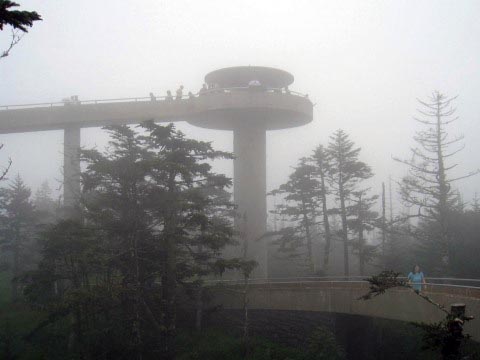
[199,83,208,95]
[176,85,184,100]
[166,90,173,101]
[149,92,156,101]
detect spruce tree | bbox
[269,157,320,273]
[348,190,378,275]
[311,145,333,274]
[394,92,479,274]
[326,130,373,277]
[0,1,41,59]
[0,174,35,301]
[34,181,58,225]
[141,121,234,359]
[81,125,153,359]
[26,123,236,359]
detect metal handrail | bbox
[204,276,480,291]
[0,87,310,111]
[205,275,480,283]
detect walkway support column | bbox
[63,125,81,219]
[233,124,267,277]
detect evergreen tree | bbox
[81,125,154,359]
[269,158,320,273]
[472,193,480,213]
[394,92,479,274]
[326,130,373,277]
[382,222,416,274]
[33,181,58,225]
[0,1,41,59]
[25,123,236,359]
[141,121,234,359]
[0,1,41,31]
[348,190,378,275]
[311,144,333,274]
[0,174,35,301]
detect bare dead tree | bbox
[0,144,12,181]
[1,28,22,58]
[394,92,479,273]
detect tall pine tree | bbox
[394,92,479,274]
[311,145,333,274]
[269,157,320,274]
[326,130,373,277]
[0,174,35,301]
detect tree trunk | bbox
[358,194,365,276]
[339,182,349,277]
[320,172,332,275]
[131,233,143,360]
[162,173,178,360]
[381,183,387,270]
[435,98,450,273]
[302,200,315,274]
[11,226,20,302]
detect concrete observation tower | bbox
[0,66,313,276]
[190,67,312,275]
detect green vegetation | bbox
[0,93,479,358]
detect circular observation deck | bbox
[186,89,312,131]
[188,66,311,131]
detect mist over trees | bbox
[0,175,36,301]
[16,122,243,359]
[270,129,376,277]
[269,158,320,273]
[268,94,479,280]
[0,93,478,358]
[394,92,480,275]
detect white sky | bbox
[0,0,479,213]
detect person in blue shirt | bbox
[408,264,426,293]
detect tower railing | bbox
[204,275,480,293]
[0,87,310,111]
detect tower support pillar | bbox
[233,124,267,277]
[63,125,81,219]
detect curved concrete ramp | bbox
[0,90,312,134]
[210,281,480,341]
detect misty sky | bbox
[0,0,479,215]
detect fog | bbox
[3,2,480,358]
[1,0,479,208]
